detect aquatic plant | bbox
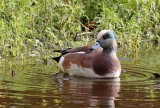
[0,0,160,64]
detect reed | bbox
[0,0,159,63]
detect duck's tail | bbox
[52,48,72,62]
[53,48,71,55]
[52,55,62,63]
[53,50,61,53]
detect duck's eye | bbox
[102,34,109,40]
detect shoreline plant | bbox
[0,0,160,65]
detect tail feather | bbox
[52,55,62,63]
[53,50,61,53]
[53,48,71,55]
[53,48,71,63]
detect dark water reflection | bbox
[54,73,120,108]
[0,45,160,107]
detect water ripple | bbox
[121,63,158,82]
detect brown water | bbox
[0,45,160,108]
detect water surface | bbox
[0,45,160,108]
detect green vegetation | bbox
[0,0,160,64]
[1,1,160,105]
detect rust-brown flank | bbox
[62,53,92,70]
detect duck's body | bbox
[53,30,121,78]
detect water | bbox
[0,45,160,108]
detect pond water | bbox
[0,44,160,108]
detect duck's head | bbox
[91,30,117,52]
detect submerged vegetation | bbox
[0,0,160,64]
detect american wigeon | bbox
[53,30,121,78]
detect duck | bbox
[52,30,121,78]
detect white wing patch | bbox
[76,52,85,54]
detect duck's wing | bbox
[52,46,92,63]
[53,46,92,55]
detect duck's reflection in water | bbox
[54,72,120,108]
